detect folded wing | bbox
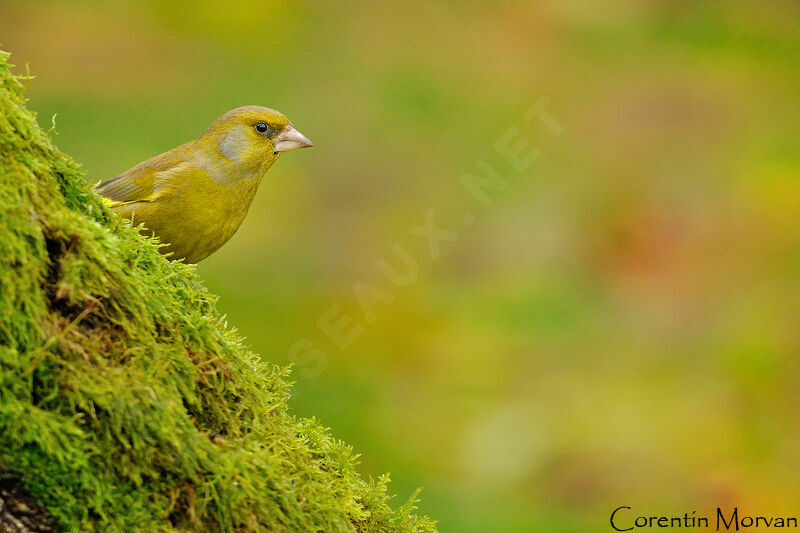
[95,142,194,208]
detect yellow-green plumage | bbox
[96,106,312,263]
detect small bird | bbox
[96,106,313,263]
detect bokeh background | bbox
[3,1,800,530]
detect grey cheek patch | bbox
[220,127,248,161]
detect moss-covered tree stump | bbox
[0,50,436,533]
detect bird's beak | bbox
[273,125,314,153]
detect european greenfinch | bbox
[96,106,312,263]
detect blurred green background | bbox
[3,1,800,530]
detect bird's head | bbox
[200,106,313,174]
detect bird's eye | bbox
[255,121,271,134]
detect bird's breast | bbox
[133,169,262,263]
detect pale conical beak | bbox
[273,125,314,153]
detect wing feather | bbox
[95,142,195,205]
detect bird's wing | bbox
[95,143,194,207]
[96,169,160,208]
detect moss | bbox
[0,50,436,533]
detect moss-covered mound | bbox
[0,50,436,533]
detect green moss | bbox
[0,50,436,533]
